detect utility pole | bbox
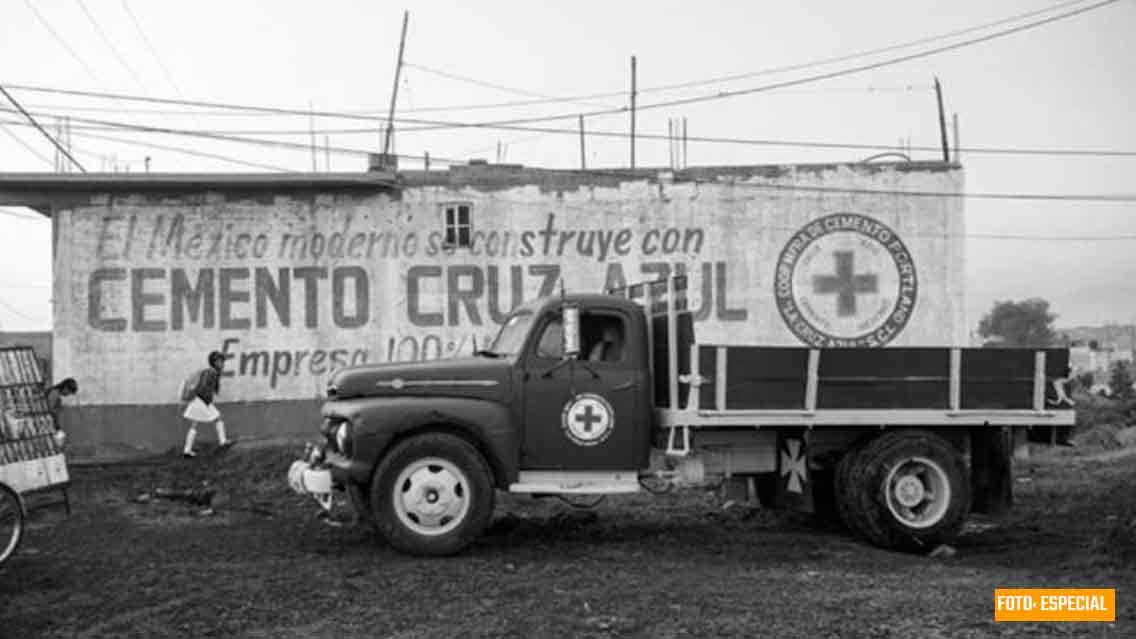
[668,118,674,169]
[309,101,317,172]
[325,135,331,172]
[630,55,637,169]
[952,113,960,163]
[382,10,410,168]
[934,77,949,163]
[682,117,688,169]
[578,115,586,169]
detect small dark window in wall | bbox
[444,203,472,248]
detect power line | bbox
[0,122,54,168]
[0,297,42,323]
[402,0,1096,109]
[15,85,925,119]
[628,0,1097,96]
[65,130,299,173]
[120,0,182,96]
[75,0,146,90]
[4,107,1136,202]
[20,0,100,81]
[2,0,1110,133]
[0,108,465,165]
[396,0,1124,129]
[0,85,86,172]
[404,61,617,111]
[8,106,1136,161]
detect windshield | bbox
[487,310,534,356]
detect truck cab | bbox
[288,278,1076,557]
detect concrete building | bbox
[0,160,965,458]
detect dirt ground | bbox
[1,440,1133,639]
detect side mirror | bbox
[562,305,581,359]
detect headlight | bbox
[334,421,351,455]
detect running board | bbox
[508,471,641,494]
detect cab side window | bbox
[534,316,564,360]
[581,314,627,364]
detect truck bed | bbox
[657,344,1075,428]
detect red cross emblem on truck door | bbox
[561,393,614,446]
[812,251,878,317]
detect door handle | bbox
[611,381,636,392]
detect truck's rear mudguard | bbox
[969,426,1014,516]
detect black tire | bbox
[370,433,495,557]
[836,430,970,552]
[0,483,24,564]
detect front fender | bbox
[321,396,518,488]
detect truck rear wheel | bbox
[370,433,495,557]
[836,430,970,552]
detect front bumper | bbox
[287,443,346,511]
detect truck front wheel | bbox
[370,433,495,556]
[836,430,970,552]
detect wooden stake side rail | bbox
[665,343,1076,428]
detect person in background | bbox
[45,377,78,447]
[182,351,234,458]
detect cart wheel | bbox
[0,484,24,564]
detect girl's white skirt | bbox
[183,397,221,423]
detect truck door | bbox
[521,309,641,470]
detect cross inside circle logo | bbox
[561,393,615,446]
[775,213,918,348]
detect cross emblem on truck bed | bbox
[812,251,878,317]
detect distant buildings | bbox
[1069,341,1135,395]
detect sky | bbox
[0,0,1134,333]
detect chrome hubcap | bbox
[884,456,950,529]
[392,458,470,537]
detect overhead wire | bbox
[403,0,1096,108]
[2,0,1118,135]
[120,0,183,96]
[5,107,1136,161]
[404,61,618,111]
[20,0,101,81]
[0,122,54,168]
[392,0,1124,130]
[63,129,299,172]
[3,108,1136,202]
[0,109,464,166]
[75,0,146,90]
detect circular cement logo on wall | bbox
[774,213,918,348]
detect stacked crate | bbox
[0,347,70,493]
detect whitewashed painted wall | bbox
[53,164,964,410]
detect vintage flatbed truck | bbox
[287,276,1075,556]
